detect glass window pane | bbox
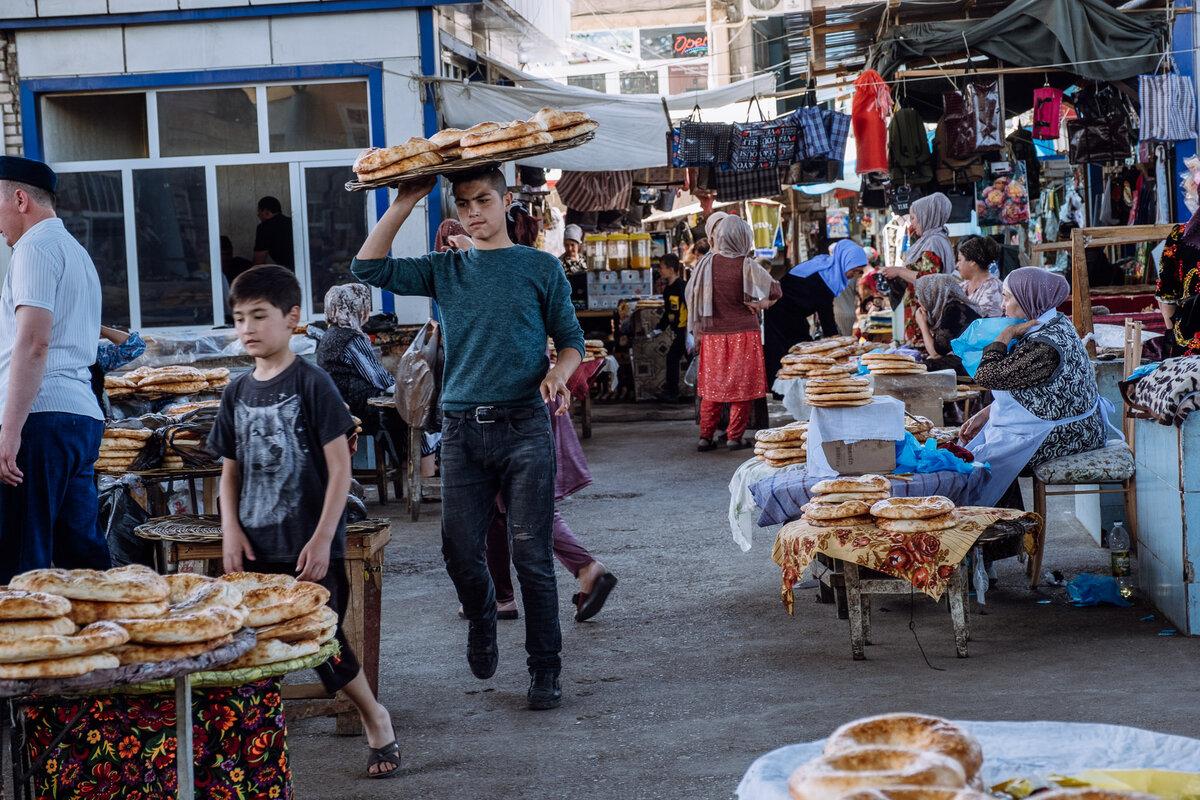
[620,71,659,95]
[668,64,708,94]
[305,166,367,314]
[567,74,607,93]
[267,82,369,152]
[56,171,128,327]
[42,93,148,162]
[133,168,212,328]
[158,88,258,156]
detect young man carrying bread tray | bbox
[352,166,586,711]
[207,266,399,779]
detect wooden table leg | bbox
[202,477,217,516]
[948,567,969,658]
[844,562,866,661]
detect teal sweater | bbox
[351,246,585,411]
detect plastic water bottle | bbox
[1109,521,1132,598]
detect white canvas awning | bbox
[429,74,777,172]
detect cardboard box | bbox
[820,439,896,475]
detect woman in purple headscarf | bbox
[959,267,1110,508]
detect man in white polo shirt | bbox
[0,156,108,583]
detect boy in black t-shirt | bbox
[655,254,688,402]
[208,266,399,779]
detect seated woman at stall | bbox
[960,268,1110,509]
[763,240,868,385]
[1156,205,1200,357]
[913,273,980,375]
[881,193,956,345]
[955,235,1004,317]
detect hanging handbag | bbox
[966,80,1003,152]
[888,106,934,185]
[860,173,889,209]
[1032,87,1063,140]
[729,97,799,171]
[712,166,786,202]
[945,186,976,224]
[888,183,922,215]
[676,106,733,166]
[1138,66,1198,142]
[941,90,977,161]
[790,105,831,160]
[1067,116,1134,164]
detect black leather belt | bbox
[444,405,539,424]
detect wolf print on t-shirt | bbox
[235,395,305,528]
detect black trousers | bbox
[664,328,687,396]
[256,558,361,693]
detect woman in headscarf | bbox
[961,267,1111,508]
[1156,158,1200,356]
[955,235,1004,318]
[686,215,780,451]
[913,273,980,375]
[315,283,392,423]
[763,239,868,384]
[881,192,956,344]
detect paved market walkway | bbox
[288,419,1200,799]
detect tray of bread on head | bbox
[345,107,598,191]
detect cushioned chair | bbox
[1029,442,1136,589]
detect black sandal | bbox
[575,573,618,622]
[697,438,718,452]
[367,740,401,779]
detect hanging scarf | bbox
[685,216,777,335]
[324,283,372,331]
[914,273,969,329]
[903,192,956,272]
[789,240,868,296]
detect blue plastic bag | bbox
[894,433,976,475]
[950,316,1024,377]
[1066,573,1132,607]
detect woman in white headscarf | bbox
[881,192,956,344]
[685,215,780,451]
[315,283,394,421]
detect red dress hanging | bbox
[853,69,892,175]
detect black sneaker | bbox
[527,670,562,710]
[467,617,498,680]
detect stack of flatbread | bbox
[459,119,554,160]
[96,426,154,472]
[754,422,808,468]
[928,426,961,446]
[805,372,874,408]
[800,474,892,528]
[165,399,221,417]
[109,573,245,665]
[219,573,336,669]
[584,340,608,362]
[353,137,443,184]
[106,366,228,400]
[779,336,860,380]
[862,352,927,376]
[870,495,957,535]
[905,415,936,443]
[531,107,598,144]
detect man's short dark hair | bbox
[257,196,283,214]
[229,265,300,314]
[660,253,681,273]
[1,180,54,209]
[449,166,508,200]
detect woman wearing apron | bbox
[960,268,1115,508]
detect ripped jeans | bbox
[440,406,560,672]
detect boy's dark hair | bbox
[660,253,681,274]
[257,195,283,214]
[450,166,508,200]
[229,265,301,313]
[957,234,999,268]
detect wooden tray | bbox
[345,130,596,191]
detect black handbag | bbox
[945,187,975,224]
[888,183,923,215]
[1067,117,1134,164]
[677,111,733,166]
[712,166,785,202]
[860,174,889,209]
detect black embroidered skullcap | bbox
[0,156,56,194]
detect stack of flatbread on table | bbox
[800,474,891,528]
[106,366,228,400]
[219,573,337,669]
[165,398,221,417]
[779,336,859,379]
[805,372,873,408]
[353,137,443,184]
[754,422,808,468]
[869,495,957,534]
[584,339,608,361]
[96,426,154,472]
[862,352,927,376]
[105,573,246,665]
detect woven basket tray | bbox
[97,465,223,480]
[134,514,223,543]
[119,639,340,695]
[345,130,596,191]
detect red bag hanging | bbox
[852,69,892,174]
[1032,87,1063,140]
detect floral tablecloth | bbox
[770,507,1036,613]
[23,678,290,800]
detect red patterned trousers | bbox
[699,399,752,441]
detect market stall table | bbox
[96,465,222,518]
[134,517,391,734]
[737,720,1200,800]
[365,396,423,520]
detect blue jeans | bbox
[0,412,108,583]
[440,406,560,673]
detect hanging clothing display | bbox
[1139,70,1199,142]
[852,70,892,175]
[888,107,934,186]
[555,171,633,212]
[1032,87,1064,140]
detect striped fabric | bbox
[1138,72,1198,142]
[0,217,102,421]
[344,334,394,393]
[555,170,633,212]
[791,107,830,160]
[825,110,852,163]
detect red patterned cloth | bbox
[697,330,767,403]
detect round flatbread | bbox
[0,589,73,620]
[763,447,807,461]
[462,121,501,138]
[549,120,599,141]
[862,353,918,363]
[870,367,928,374]
[871,496,955,520]
[806,383,871,396]
[783,354,835,365]
[224,636,321,669]
[461,131,554,160]
[12,565,168,603]
[169,580,244,615]
[807,399,873,407]
[0,617,76,637]
[353,137,438,173]
[801,500,874,520]
[220,572,295,590]
[242,582,330,628]
[117,605,245,645]
[356,150,443,182]
[790,339,844,355]
[429,127,466,149]
[755,426,807,444]
[0,652,119,680]
[806,391,874,403]
[68,599,167,626]
[811,491,890,504]
[807,375,870,388]
[136,367,205,387]
[111,634,233,666]
[104,427,153,441]
[462,120,547,147]
[802,515,874,528]
[153,380,210,395]
[0,621,129,664]
[807,364,859,377]
[532,108,591,130]
[875,514,957,533]
[813,474,891,495]
[255,606,338,644]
